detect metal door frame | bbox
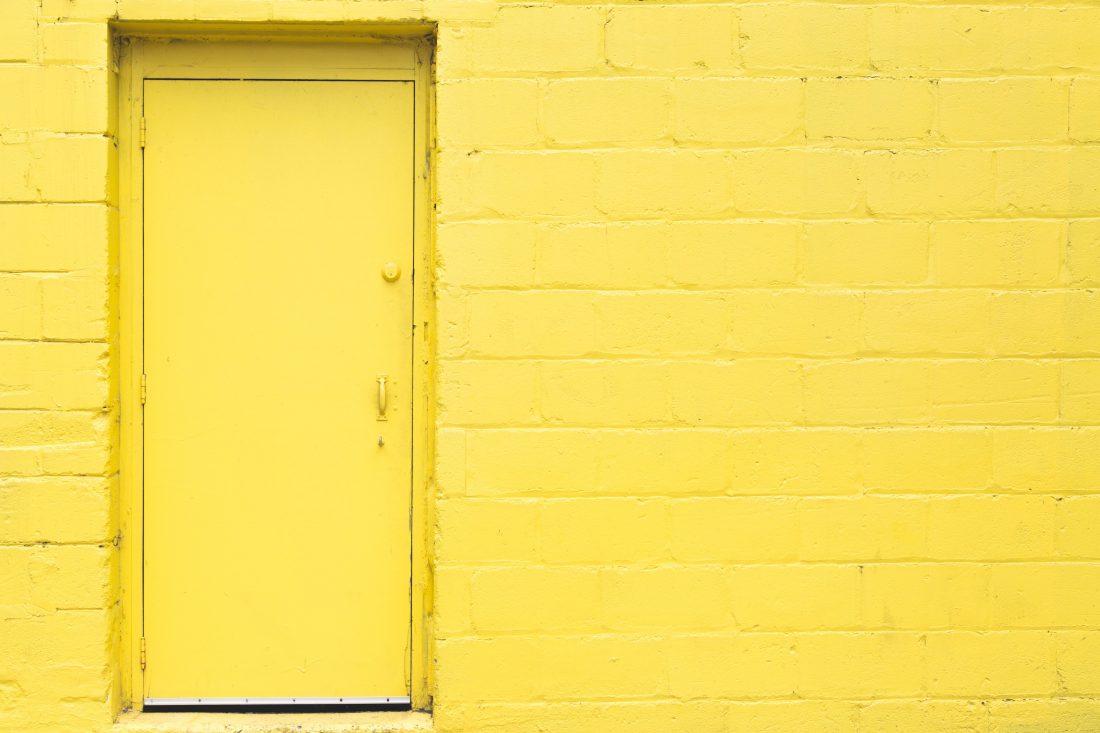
[116,31,435,712]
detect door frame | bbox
[116,32,435,711]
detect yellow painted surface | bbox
[142,78,413,700]
[1,3,1100,733]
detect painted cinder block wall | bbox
[3,0,1100,731]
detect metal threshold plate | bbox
[144,696,411,706]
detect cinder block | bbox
[927,495,1056,560]
[863,291,991,355]
[596,151,731,217]
[806,78,934,140]
[0,0,38,61]
[439,6,603,75]
[939,78,1069,143]
[601,567,732,631]
[803,360,930,426]
[728,565,861,630]
[802,221,928,286]
[437,79,541,148]
[545,79,669,145]
[862,149,996,216]
[1071,78,1100,142]
[931,220,1062,286]
[435,498,539,563]
[540,498,669,564]
[674,78,802,145]
[0,342,107,410]
[605,5,738,73]
[666,221,799,288]
[927,631,1057,696]
[670,497,800,563]
[741,4,869,72]
[731,150,861,216]
[795,633,924,698]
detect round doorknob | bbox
[381,262,401,282]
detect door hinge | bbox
[139,117,146,148]
[140,637,146,670]
[140,373,147,405]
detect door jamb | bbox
[116,32,435,712]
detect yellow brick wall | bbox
[2,1,1100,732]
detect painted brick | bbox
[596,151,731,217]
[928,496,1056,560]
[535,224,667,289]
[601,567,732,631]
[1062,361,1100,424]
[805,78,934,141]
[731,150,861,216]
[437,221,536,289]
[40,23,110,65]
[990,564,1100,627]
[0,342,107,410]
[544,79,669,146]
[435,499,539,563]
[0,135,114,203]
[669,360,802,426]
[667,635,796,698]
[0,204,110,273]
[0,477,112,544]
[939,79,1069,143]
[992,428,1100,492]
[1070,78,1100,142]
[927,632,1057,696]
[863,291,991,355]
[605,6,738,74]
[862,150,996,216]
[666,222,798,288]
[799,497,927,561]
[930,220,1063,287]
[862,429,992,492]
[996,147,1100,215]
[1066,219,1100,285]
[1055,632,1100,694]
[439,6,603,75]
[673,78,802,145]
[468,567,601,632]
[795,633,924,698]
[538,361,668,426]
[437,80,541,148]
[740,4,869,73]
[930,360,1059,424]
[1057,496,1100,558]
[991,292,1067,356]
[858,701,987,733]
[0,66,109,133]
[729,565,861,630]
[540,499,669,564]
[440,151,599,219]
[801,221,928,286]
[803,360,930,426]
[0,274,43,340]
[0,0,38,62]
[436,636,669,701]
[670,498,800,563]
[439,360,538,426]
[862,564,990,630]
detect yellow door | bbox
[142,79,414,705]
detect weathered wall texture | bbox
[2,0,1100,731]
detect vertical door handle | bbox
[377,375,388,421]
